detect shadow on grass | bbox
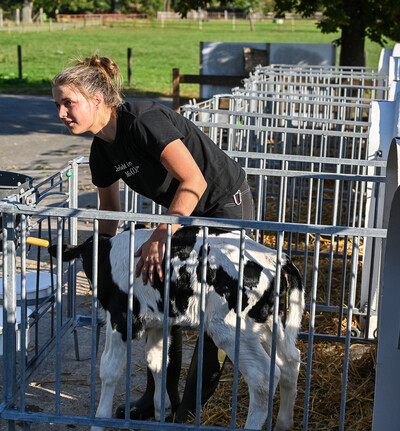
[0,78,172,100]
[0,78,53,95]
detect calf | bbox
[50,226,304,431]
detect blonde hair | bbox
[52,54,123,109]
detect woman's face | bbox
[52,85,99,135]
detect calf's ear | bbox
[48,244,82,261]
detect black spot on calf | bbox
[243,260,263,289]
[211,266,249,312]
[174,265,194,314]
[248,285,274,324]
[170,226,200,261]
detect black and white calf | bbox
[50,226,304,431]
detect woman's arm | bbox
[98,180,121,236]
[135,139,207,285]
[162,138,207,218]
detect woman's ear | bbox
[94,92,104,108]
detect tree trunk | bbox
[339,0,366,67]
[21,0,32,23]
[113,0,121,14]
[248,8,255,32]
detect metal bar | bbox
[2,407,267,431]
[230,228,245,428]
[160,224,172,422]
[267,231,284,430]
[34,221,43,356]
[183,96,377,114]
[55,217,63,415]
[90,221,99,417]
[125,222,136,419]
[19,216,28,414]
[339,236,360,430]
[3,212,17,407]
[195,226,208,426]
[68,159,79,323]
[0,202,387,238]
[303,233,321,430]
[189,122,369,139]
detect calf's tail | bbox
[280,259,305,363]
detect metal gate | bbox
[0,63,396,431]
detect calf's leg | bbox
[274,348,301,431]
[146,327,172,421]
[115,326,182,420]
[91,317,127,431]
[209,325,278,430]
[176,332,226,422]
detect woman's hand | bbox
[134,226,167,285]
[135,139,207,285]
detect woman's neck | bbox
[95,108,117,143]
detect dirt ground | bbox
[0,94,197,431]
[0,94,92,183]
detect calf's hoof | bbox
[273,424,292,431]
[175,404,195,423]
[115,398,154,420]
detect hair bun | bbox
[99,57,120,80]
[80,55,120,81]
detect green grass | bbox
[0,18,396,98]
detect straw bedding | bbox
[180,330,376,430]
[179,232,376,430]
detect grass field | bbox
[0,18,395,98]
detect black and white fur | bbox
[50,226,304,431]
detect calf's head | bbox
[48,235,112,283]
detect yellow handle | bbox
[26,237,50,248]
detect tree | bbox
[112,0,121,13]
[140,0,163,16]
[32,0,95,16]
[30,0,133,16]
[273,0,400,67]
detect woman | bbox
[52,54,254,421]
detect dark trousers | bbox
[211,179,255,222]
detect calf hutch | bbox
[2,48,400,430]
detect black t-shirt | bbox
[90,101,245,217]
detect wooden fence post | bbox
[127,48,132,86]
[172,68,180,112]
[18,45,22,80]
